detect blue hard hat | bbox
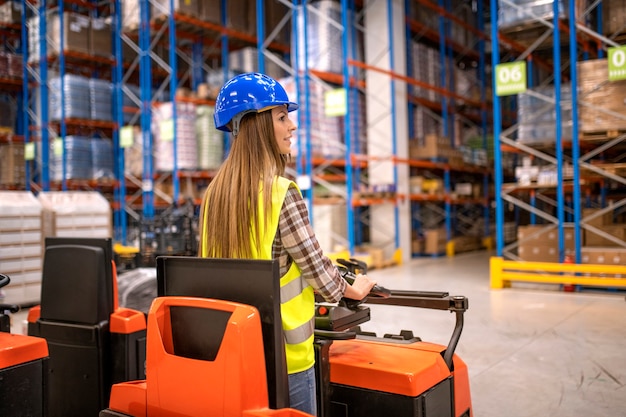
[214,72,298,133]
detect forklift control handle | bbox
[314,329,357,341]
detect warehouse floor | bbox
[365,251,626,417]
[9,250,626,416]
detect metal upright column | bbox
[569,0,582,262]
[340,0,355,254]
[552,0,565,262]
[38,0,50,191]
[386,0,400,250]
[167,0,179,203]
[490,0,505,256]
[21,0,30,191]
[113,0,126,241]
[139,0,154,219]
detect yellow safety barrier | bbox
[490,256,626,290]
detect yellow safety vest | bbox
[199,176,315,374]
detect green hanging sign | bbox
[160,119,174,142]
[324,88,347,117]
[608,46,626,81]
[495,61,527,96]
[120,126,134,148]
[53,137,63,156]
[24,142,35,161]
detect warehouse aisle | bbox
[366,251,626,417]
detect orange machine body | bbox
[107,296,311,417]
[329,338,472,416]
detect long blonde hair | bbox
[198,110,289,258]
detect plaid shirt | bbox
[272,185,347,303]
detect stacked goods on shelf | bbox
[423,227,448,255]
[151,0,200,19]
[91,139,115,180]
[582,207,626,247]
[582,207,626,264]
[411,42,440,103]
[409,134,464,164]
[0,97,15,133]
[44,135,93,181]
[196,105,223,171]
[407,0,477,47]
[517,224,576,262]
[49,74,91,120]
[498,0,568,28]
[0,51,22,79]
[0,141,24,185]
[0,191,43,305]
[37,191,112,239]
[295,0,345,74]
[152,101,198,172]
[602,0,626,36]
[413,107,442,143]
[28,11,90,61]
[577,59,626,134]
[282,77,344,158]
[313,203,348,254]
[517,85,572,144]
[90,17,112,58]
[0,1,21,24]
[229,47,286,84]
[89,78,113,121]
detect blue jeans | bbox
[288,366,317,416]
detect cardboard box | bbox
[582,208,614,227]
[48,12,91,56]
[584,224,626,247]
[0,1,21,24]
[0,142,25,185]
[152,0,200,18]
[424,228,447,254]
[200,0,221,23]
[90,17,112,57]
[518,245,559,262]
[518,225,575,250]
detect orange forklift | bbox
[101,256,472,417]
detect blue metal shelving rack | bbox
[490,0,626,264]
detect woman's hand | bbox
[343,273,377,300]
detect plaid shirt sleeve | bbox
[273,184,347,303]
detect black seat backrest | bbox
[156,256,289,410]
[41,237,114,324]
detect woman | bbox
[198,72,376,415]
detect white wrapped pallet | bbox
[37,191,112,239]
[0,191,43,305]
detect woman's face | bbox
[272,105,296,155]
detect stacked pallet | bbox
[37,191,112,239]
[0,191,43,305]
[578,58,626,135]
[603,0,626,37]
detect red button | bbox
[318,306,328,316]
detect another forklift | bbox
[101,256,472,417]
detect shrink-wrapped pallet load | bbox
[578,58,626,134]
[196,105,223,171]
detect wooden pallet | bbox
[580,129,626,142]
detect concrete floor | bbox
[8,250,626,416]
[365,250,626,417]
